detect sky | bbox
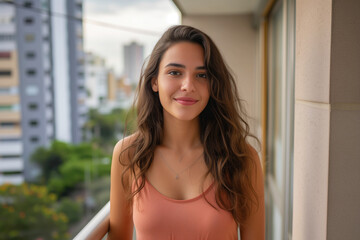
[83,0,181,76]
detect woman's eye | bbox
[168,71,180,76]
[197,73,207,78]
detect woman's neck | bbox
[162,115,202,151]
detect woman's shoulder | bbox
[112,133,139,169]
[113,133,138,155]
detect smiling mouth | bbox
[174,97,198,105]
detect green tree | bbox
[30,141,70,182]
[57,198,83,224]
[85,108,137,151]
[0,183,69,240]
[31,141,111,197]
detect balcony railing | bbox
[73,201,110,240]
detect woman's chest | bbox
[132,180,238,240]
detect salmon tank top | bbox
[132,178,238,240]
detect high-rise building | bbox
[0,3,22,184]
[123,41,144,85]
[84,52,108,108]
[0,0,86,184]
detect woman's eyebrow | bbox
[165,63,185,68]
[165,63,206,70]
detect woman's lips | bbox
[174,97,198,105]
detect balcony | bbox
[0,140,22,155]
[73,201,110,240]
[0,158,24,172]
[0,173,24,185]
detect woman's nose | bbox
[180,75,195,92]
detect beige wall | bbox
[293,0,360,239]
[182,15,261,139]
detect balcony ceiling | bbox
[173,0,262,15]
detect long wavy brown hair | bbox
[120,25,259,226]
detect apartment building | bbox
[84,52,108,109]
[0,0,86,184]
[123,41,144,86]
[0,3,23,184]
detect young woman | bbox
[108,25,264,240]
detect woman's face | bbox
[152,41,210,122]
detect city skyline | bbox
[83,0,180,76]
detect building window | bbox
[0,105,12,111]
[0,122,16,128]
[30,136,39,143]
[0,88,10,94]
[0,139,20,143]
[78,58,84,64]
[24,2,33,8]
[24,17,34,24]
[26,85,39,96]
[0,34,15,41]
[29,120,38,127]
[0,52,11,59]
[0,16,14,24]
[26,69,36,76]
[28,103,38,110]
[26,52,36,59]
[25,34,35,42]
[0,71,11,77]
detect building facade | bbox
[123,41,144,86]
[0,0,86,184]
[84,52,108,109]
[0,3,23,184]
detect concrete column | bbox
[293,0,360,239]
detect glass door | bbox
[265,0,295,239]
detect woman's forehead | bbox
[160,42,205,68]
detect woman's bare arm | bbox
[107,137,134,240]
[240,145,265,240]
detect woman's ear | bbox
[151,78,158,92]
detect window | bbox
[0,105,12,111]
[26,85,39,96]
[265,0,295,239]
[30,136,39,143]
[25,34,35,42]
[0,16,14,24]
[26,69,36,76]
[0,52,11,59]
[26,52,36,59]
[0,138,20,143]
[24,17,34,24]
[0,122,16,128]
[24,2,33,8]
[0,71,11,77]
[29,120,38,127]
[0,88,10,94]
[0,34,15,41]
[28,103,38,110]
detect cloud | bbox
[83,0,180,76]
